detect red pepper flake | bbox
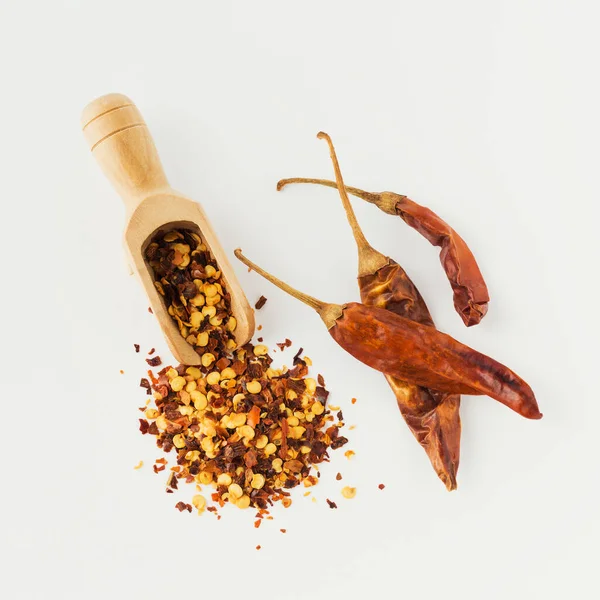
[148,348,156,355]
[139,419,149,434]
[378,483,385,490]
[254,519,262,528]
[146,356,162,367]
[280,528,287,534]
[139,378,151,390]
[257,324,262,331]
[155,458,167,464]
[292,347,304,365]
[207,506,217,513]
[276,338,293,351]
[255,545,261,551]
[337,410,344,421]
[175,501,192,513]
[166,489,173,494]
[153,464,166,473]
[255,296,267,310]
[317,374,325,386]
[119,369,124,374]
[326,499,338,509]
[257,337,263,343]
[148,306,153,314]
[351,398,357,404]
[336,472,342,481]
[134,344,140,353]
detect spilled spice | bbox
[255,296,267,310]
[138,228,350,516]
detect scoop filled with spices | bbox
[81,93,254,365]
[234,249,541,420]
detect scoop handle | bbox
[81,93,170,215]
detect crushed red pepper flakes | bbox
[175,501,192,513]
[378,484,385,490]
[120,369,125,375]
[148,348,156,355]
[292,347,304,365]
[148,307,153,314]
[255,296,267,310]
[326,499,338,509]
[146,356,162,367]
[317,374,325,387]
[276,338,293,351]
[138,227,351,519]
[254,519,261,528]
[140,378,151,390]
[256,545,261,551]
[351,398,357,404]
[257,337,263,342]
[280,528,287,533]
[134,344,140,353]
[257,324,262,331]
[336,473,342,481]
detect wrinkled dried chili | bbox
[278,175,489,327]
[234,249,541,420]
[307,131,462,490]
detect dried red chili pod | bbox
[308,131,461,490]
[278,168,489,327]
[234,249,541,420]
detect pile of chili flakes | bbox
[137,228,349,516]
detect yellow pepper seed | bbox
[192,494,206,511]
[201,353,215,368]
[251,474,265,489]
[264,443,277,456]
[190,311,204,328]
[236,495,251,509]
[220,367,236,380]
[341,486,356,499]
[191,391,208,410]
[228,483,243,499]
[209,316,223,327]
[246,380,262,394]
[173,434,186,449]
[205,265,217,277]
[217,473,232,486]
[238,425,255,440]
[255,434,268,449]
[206,371,221,386]
[186,366,201,379]
[227,317,237,332]
[311,401,324,415]
[197,471,213,485]
[196,332,209,347]
[253,345,268,356]
[202,305,217,318]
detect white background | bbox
[1,1,598,598]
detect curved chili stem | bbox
[234,249,343,329]
[315,133,389,277]
[277,177,380,205]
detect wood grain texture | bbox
[82,93,254,365]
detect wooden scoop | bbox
[81,93,254,365]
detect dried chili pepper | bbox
[305,131,462,490]
[278,176,489,328]
[234,249,541,420]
